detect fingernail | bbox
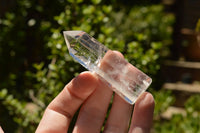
[142,93,154,106]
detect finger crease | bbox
[48,107,73,120]
[67,86,85,101]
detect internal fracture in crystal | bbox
[63,31,152,104]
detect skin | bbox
[0,127,3,133]
[36,51,155,133]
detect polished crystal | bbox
[63,31,152,104]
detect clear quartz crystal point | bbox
[63,31,152,104]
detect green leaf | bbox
[151,42,162,50]
[48,64,57,71]
[83,5,95,15]
[0,89,8,98]
[102,5,112,13]
[91,0,101,4]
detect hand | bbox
[36,71,154,133]
[36,51,154,133]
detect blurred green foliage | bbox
[154,94,200,133]
[195,19,200,33]
[1,0,199,133]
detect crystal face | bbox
[63,31,152,104]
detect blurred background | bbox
[0,0,200,132]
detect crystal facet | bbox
[63,31,152,104]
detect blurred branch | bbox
[29,90,45,108]
[47,57,57,78]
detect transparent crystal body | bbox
[63,31,152,104]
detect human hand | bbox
[36,51,154,133]
[36,72,154,133]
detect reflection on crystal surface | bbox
[64,31,108,71]
[63,31,152,104]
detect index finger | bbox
[36,71,98,133]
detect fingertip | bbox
[77,71,98,87]
[135,92,155,108]
[112,50,124,58]
[144,93,155,106]
[130,92,155,132]
[69,71,98,99]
